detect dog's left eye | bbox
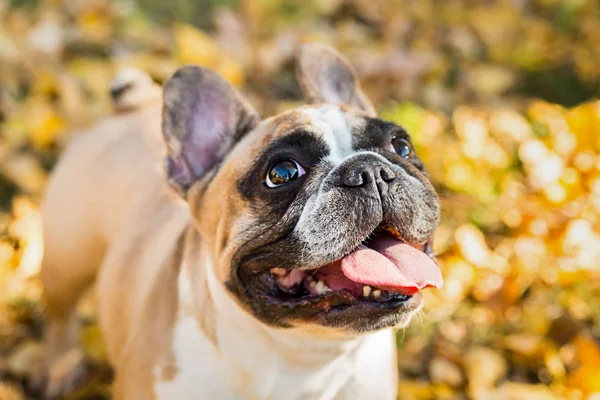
[266,158,306,188]
[390,136,415,158]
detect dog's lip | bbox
[268,222,437,296]
[239,221,437,318]
[252,270,419,317]
[361,222,427,250]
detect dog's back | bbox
[37,78,187,396]
[43,101,162,269]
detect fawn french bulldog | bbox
[39,43,443,399]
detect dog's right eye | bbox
[265,158,306,188]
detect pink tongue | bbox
[340,236,443,295]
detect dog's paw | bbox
[43,348,88,400]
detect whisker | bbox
[397,326,407,342]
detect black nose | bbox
[334,153,396,188]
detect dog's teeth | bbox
[363,285,372,297]
[372,289,381,299]
[309,280,317,288]
[315,280,325,294]
[314,280,330,295]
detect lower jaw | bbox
[308,299,420,332]
[252,269,412,311]
[250,283,420,324]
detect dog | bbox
[38,43,443,399]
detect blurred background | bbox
[1,0,600,399]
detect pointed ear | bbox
[296,43,376,117]
[162,65,260,195]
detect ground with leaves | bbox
[1,0,600,399]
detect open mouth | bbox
[251,223,443,316]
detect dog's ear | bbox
[162,65,260,195]
[296,43,376,117]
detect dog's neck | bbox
[176,225,383,396]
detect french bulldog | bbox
[38,43,443,400]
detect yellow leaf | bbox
[214,55,245,86]
[397,380,434,400]
[528,100,566,126]
[544,348,566,381]
[565,101,600,152]
[174,24,217,66]
[173,24,244,85]
[32,68,58,96]
[31,112,66,150]
[567,366,600,393]
[573,335,600,369]
[76,11,113,43]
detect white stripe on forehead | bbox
[301,105,356,165]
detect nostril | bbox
[337,158,396,188]
[342,169,366,187]
[379,167,396,182]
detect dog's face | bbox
[162,44,443,334]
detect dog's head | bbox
[162,44,442,334]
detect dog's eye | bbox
[265,158,306,188]
[390,136,414,158]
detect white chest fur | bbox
[153,258,398,400]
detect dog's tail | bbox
[109,67,161,112]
